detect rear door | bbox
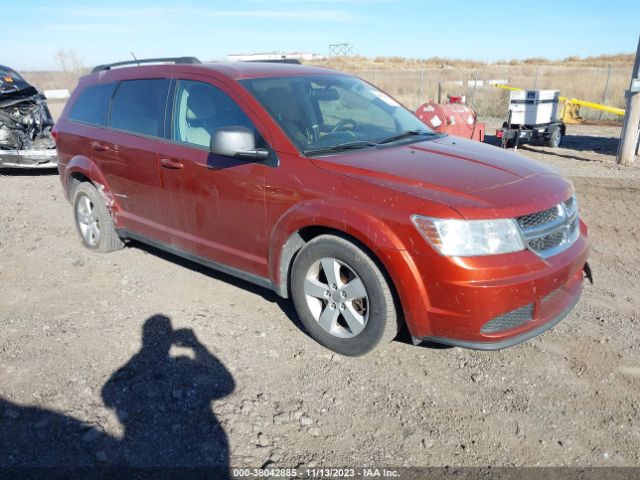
[156,77,273,278]
[101,78,171,240]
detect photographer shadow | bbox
[0,314,235,471]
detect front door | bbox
[157,78,273,278]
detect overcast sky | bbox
[5,0,639,70]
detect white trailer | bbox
[496,89,565,149]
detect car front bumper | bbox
[416,276,583,350]
[396,220,590,349]
[0,149,58,169]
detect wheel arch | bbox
[276,225,407,331]
[269,203,408,294]
[65,155,120,218]
[269,203,423,335]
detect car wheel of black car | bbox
[291,234,399,356]
[73,182,124,253]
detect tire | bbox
[546,127,562,148]
[290,234,399,356]
[72,182,124,253]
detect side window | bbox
[172,80,260,150]
[109,79,170,137]
[68,83,117,126]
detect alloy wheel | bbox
[76,194,101,247]
[303,257,369,338]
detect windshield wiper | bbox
[303,131,438,155]
[377,130,436,145]
[303,140,379,156]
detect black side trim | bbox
[117,229,276,292]
[418,288,582,351]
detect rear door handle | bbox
[91,141,110,152]
[160,158,184,170]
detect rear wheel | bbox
[73,182,124,253]
[291,234,399,356]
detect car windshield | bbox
[0,67,25,83]
[240,75,438,155]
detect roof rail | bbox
[91,57,201,73]
[242,59,302,65]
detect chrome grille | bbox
[564,196,576,214]
[517,206,560,229]
[480,304,533,333]
[569,217,578,235]
[528,230,564,251]
[516,195,579,258]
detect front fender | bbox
[267,200,432,336]
[269,201,407,280]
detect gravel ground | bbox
[1,119,639,469]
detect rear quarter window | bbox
[109,79,170,137]
[68,83,117,126]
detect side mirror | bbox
[210,126,269,160]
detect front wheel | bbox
[291,235,399,356]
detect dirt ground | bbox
[1,113,639,469]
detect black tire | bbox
[72,182,124,253]
[290,234,399,356]
[546,127,562,148]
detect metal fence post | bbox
[471,71,478,106]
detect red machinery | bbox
[416,99,485,142]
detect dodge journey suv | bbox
[55,57,590,356]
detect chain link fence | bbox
[352,65,630,123]
[20,63,632,124]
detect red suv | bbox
[55,57,590,356]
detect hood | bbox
[310,135,572,219]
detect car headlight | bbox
[411,215,526,256]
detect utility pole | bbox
[617,35,640,166]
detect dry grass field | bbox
[310,54,634,120]
[20,53,634,122]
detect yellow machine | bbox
[559,98,625,124]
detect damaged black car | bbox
[0,64,57,169]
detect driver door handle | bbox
[160,158,184,170]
